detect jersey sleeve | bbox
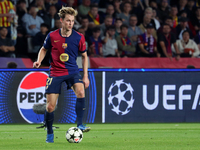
[43,33,51,50]
[78,34,86,53]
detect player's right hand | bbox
[33,62,41,68]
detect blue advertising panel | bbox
[0,71,97,124]
[103,72,200,123]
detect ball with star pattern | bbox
[66,127,83,143]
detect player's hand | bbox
[33,62,41,68]
[83,76,89,89]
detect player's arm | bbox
[33,46,47,68]
[81,52,89,89]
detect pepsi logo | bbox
[17,72,48,123]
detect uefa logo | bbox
[16,72,48,123]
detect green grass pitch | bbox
[0,123,200,150]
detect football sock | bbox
[76,98,85,127]
[45,110,54,134]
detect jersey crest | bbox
[62,43,68,49]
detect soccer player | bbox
[33,6,90,143]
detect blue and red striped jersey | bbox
[43,29,86,77]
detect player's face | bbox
[60,14,75,32]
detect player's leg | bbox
[72,83,91,132]
[45,76,63,143]
[45,93,59,143]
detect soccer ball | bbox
[66,127,83,143]
[108,79,134,115]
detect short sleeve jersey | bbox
[43,29,86,77]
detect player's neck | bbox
[61,28,72,37]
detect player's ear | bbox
[60,18,63,23]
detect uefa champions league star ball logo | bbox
[108,79,134,115]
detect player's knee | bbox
[76,89,85,98]
[46,104,55,113]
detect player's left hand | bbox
[83,76,89,89]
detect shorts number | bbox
[46,77,53,89]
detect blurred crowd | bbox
[1,0,200,64]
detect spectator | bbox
[80,16,92,37]
[7,62,17,68]
[99,0,114,8]
[191,7,200,31]
[144,7,160,30]
[32,0,47,20]
[194,25,200,51]
[78,0,90,17]
[22,5,44,36]
[50,18,62,31]
[0,27,15,57]
[87,4,104,28]
[187,65,195,69]
[116,24,135,57]
[32,23,49,54]
[128,14,143,47]
[152,7,161,30]
[100,15,113,37]
[113,0,122,14]
[88,26,103,57]
[44,0,60,11]
[138,14,157,40]
[149,0,157,9]
[170,5,179,28]
[157,23,180,60]
[16,0,27,25]
[157,16,177,35]
[157,0,170,23]
[102,25,120,57]
[0,0,15,37]
[104,4,116,21]
[65,0,75,8]
[172,30,199,57]
[176,17,193,39]
[177,0,188,15]
[44,4,59,30]
[116,2,132,25]
[138,23,160,57]
[185,0,195,19]
[130,0,144,25]
[114,17,123,37]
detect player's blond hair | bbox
[58,6,78,19]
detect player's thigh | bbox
[46,93,59,106]
[72,83,85,98]
[46,76,63,94]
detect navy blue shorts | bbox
[45,73,83,94]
